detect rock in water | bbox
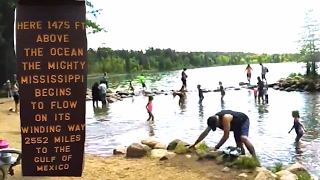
[286,163,310,178]
[126,143,147,158]
[154,142,166,149]
[167,139,182,150]
[174,141,189,154]
[141,137,160,149]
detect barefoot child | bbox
[197,84,204,105]
[288,111,306,142]
[219,81,225,101]
[146,96,154,121]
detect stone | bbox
[159,152,176,161]
[186,155,191,158]
[221,167,230,172]
[173,141,189,154]
[150,149,167,159]
[113,146,127,155]
[195,149,207,159]
[126,143,147,158]
[276,170,298,180]
[141,137,160,149]
[167,139,182,150]
[254,171,277,180]
[117,91,129,96]
[238,173,248,178]
[286,163,310,177]
[204,150,224,160]
[154,142,166,149]
[141,144,152,151]
[107,97,117,103]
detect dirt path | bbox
[0,99,256,180]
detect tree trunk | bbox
[0,3,16,88]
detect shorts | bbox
[100,93,106,101]
[258,90,264,97]
[261,74,266,79]
[233,119,250,142]
[142,83,146,88]
[13,94,19,104]
[181,79,186,86]
[247,73,251,78]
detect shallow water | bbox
[85,62,320,175]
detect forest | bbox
[88,47,300,74]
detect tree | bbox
[0,0,104,87]
[297,8,320,76]
[86,47,299,74]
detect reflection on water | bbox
[85,63,320,175]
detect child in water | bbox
[146,96,154,121]
[288,111,306,142]
[253,88,258,101]
[128,81,134,93]
[173,85,186,105]
[219,81,225,101]
[197,84,204,105]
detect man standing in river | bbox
[189,110,257,158]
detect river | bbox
[85,62,320,175]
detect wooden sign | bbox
[16,0,87,176]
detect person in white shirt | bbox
[98,82,107,105]
[260,63,268,81]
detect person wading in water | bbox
[245,64,253,83]
[181,68,188,90]
[189,110,257,158]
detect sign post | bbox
[16,0,87,176]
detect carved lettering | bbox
[16,21,42,30]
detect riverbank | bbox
[272,75,320,92]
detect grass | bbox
[269,162,284,173]
[234,156,261,169]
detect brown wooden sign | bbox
[16,0,87,177]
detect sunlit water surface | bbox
[86,63,320,175]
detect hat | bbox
[207,116,218,131]
[6,80,10,83]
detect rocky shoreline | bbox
[112,137,317,180]
[271,76,320,92]
[85,83,278,103]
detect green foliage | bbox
[87,47,299,74]
[296,172,312,180]
[195,141,209,152]
[173,141,189,154]
[269,162,283,173]
[234,156,261,169]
